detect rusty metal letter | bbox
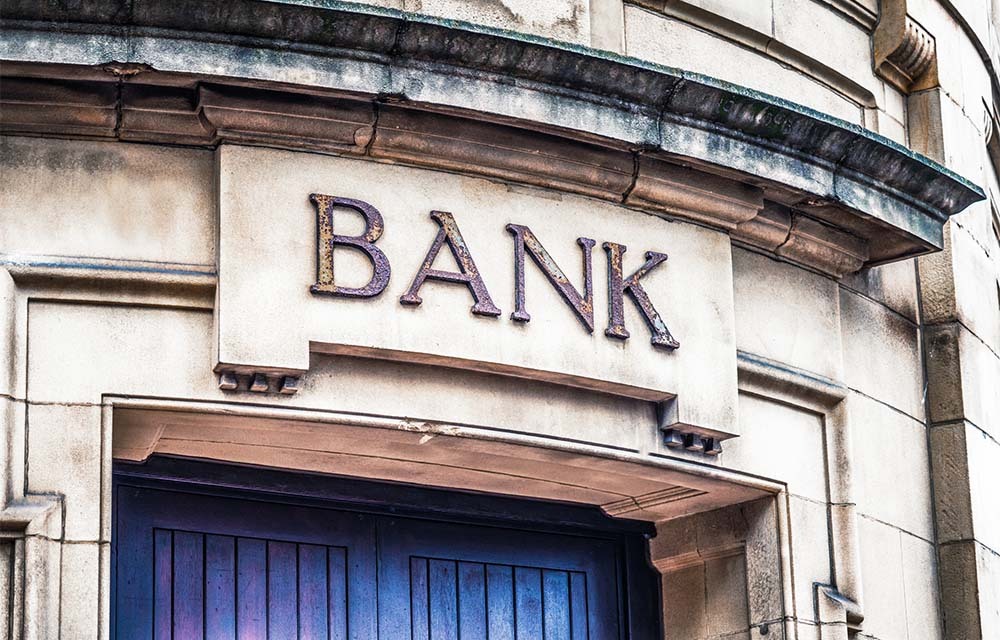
[506,224,596,332]
[603,242,680,349]
[310,194,391,298]
[400,211,502,316]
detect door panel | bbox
[378,517,620,640]
[114,483,627,639]
[114,486,376,640]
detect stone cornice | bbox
[0,0,986,276]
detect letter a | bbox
[603,242,680,349]
[506,224,595,332]
[400,211,501,316]
[310,194,391,298]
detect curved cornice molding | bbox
[0,0,985,276]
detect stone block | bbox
[900,533,944,640]
[733,248,843,381]
[919,220,1000,357]
[1,397,26,505]
[26,302,218,405]
[742,498,784,627]
[21,535,59,640]
[840,258,918,323]
[795,622,822,640]
[940,96,987,183]
[979,542,1000,640]
[679,0,773,35]
[0,269,16,399]
[949,224,1000,354]
[662,563,706,638]
[0,136,215,266]
[60,542,101,638]
[26,404,103,541]
[931,420,1000,554]
[623,5,861,123]
[929,421,974,544]
[0,541,11,636]
[877,109,908,145]
[415,0,591,45]
[937,540,984,640]
[840,288,923,421]
[705,553,750,636]
[589,0,624,51]
[857,516,907,640]
[725,393,827,502]
[925,322,1000,441]
[787,496,831,624]
[966,426,1000,553]
[881,81,907,125]
[848,392,934,540]
[770,0,878,96]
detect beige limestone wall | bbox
[3,0,999,631]
[0,105,972,640]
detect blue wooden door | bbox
[114,483,627,639]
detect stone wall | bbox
[0,1,998,639]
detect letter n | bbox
[506,224,595,332]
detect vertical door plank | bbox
[457,562,487,639]
[515,567,544,640]
[268,541,298,640]
[153,529,172,640]
[428,560,459,640]
[485,565,515,640]
[569,572,589,640]
[328,548,348,640]
[236,537,267,639]
[172,531,204,639]
[543,570,571,640]
[298,544,329,640]
[409,557,429,640]
[205,535,236,640]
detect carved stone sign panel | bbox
[216,145,738,435]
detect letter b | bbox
[310,194,391,298]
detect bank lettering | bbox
[310,194,679,350]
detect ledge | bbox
[0,0,985,276]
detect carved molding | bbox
[874,1,938,93]
[2,73,938,279]
[0,0,983,278]
[776,213,869,275]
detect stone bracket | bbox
[216,368,301,395]
[873,0,938,93]
[657,398,728,452]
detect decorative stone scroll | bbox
[874,0,939,93]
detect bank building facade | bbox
[2,1,1000,638]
